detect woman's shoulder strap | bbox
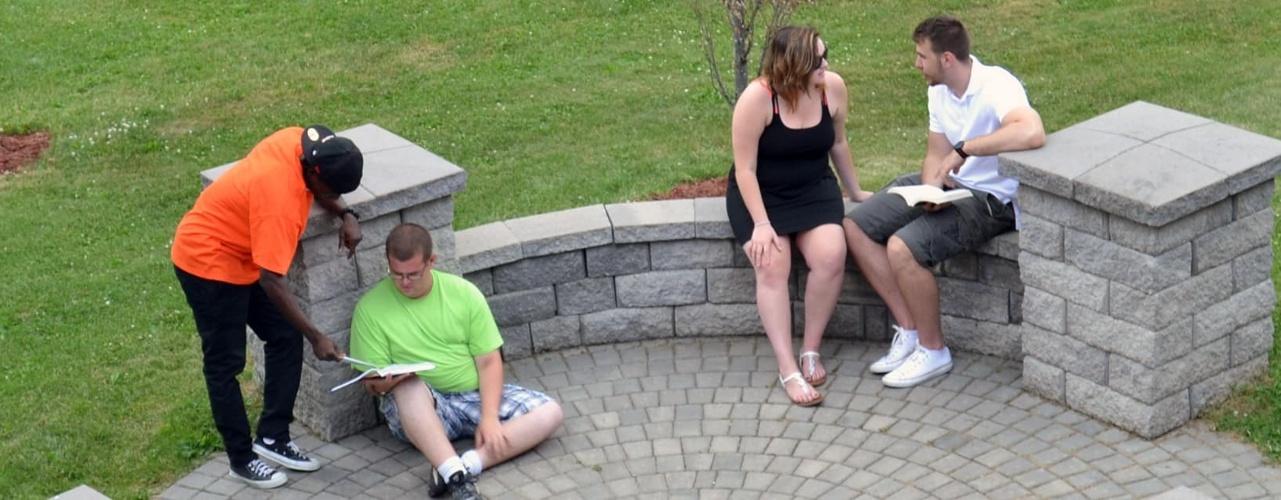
[754,79,780,115]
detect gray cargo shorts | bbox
[845,173,1014,267]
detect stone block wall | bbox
[454,199,1024,362]
[1002,101,1281,438]
[195,101,1281,442]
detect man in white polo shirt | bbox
[844,14,1046,388]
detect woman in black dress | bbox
[726,26,873,406]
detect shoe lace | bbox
[247,459,276,478]
[890,325,906,347]
[449,470,477,484]
[902,348,928,369]
[448,471,479,494]
[284,441,305,457]
[888,326,916,357]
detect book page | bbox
[330,361,436,392]
[330,368,380,393]
[887,185,972,206]
[376,361,437,377]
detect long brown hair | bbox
[760,26,824,111]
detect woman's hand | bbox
[849,190,875,203]
[746,223,783,268]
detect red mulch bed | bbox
[0,131,50,175]
[645,177,728,200]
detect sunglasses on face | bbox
[813,48,828,70]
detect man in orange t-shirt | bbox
[172,125,364,489]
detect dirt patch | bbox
[0,131,51,175]
[644,176,728,200]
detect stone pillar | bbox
[202,124,466,441]
[1002,101,1281,438]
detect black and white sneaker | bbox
[252,436,321,472]
[229,458,287,489]
[446,470,481,500]
[427,467,448,497]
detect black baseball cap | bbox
[301,125,363,194]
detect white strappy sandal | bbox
[799,351,827,387]
[779,372,824,407]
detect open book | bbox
[330,357,436,393]
[887,185,973,206]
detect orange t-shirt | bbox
[171,127,314,284]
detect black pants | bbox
[174,265,303,467]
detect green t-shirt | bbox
[350,270,503,393]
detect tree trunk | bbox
[694,0,809,108]
[730,0,750,98]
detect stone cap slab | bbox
[199,124,467,239]
[1002,101,1281,227]
[606,199,697,243]
[455,197,1019,274]
[456,199,742,273]
[51,485,111,500]
[455,205,613,274]
[456,221,522,274]
[504,205,614,258]
[694,197,733,239]
[335,123,419,154]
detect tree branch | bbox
[693,1,734,107]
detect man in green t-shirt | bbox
[350,223,563,500]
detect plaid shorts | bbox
[380,383,554,441]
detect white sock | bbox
[438,456,466,480]
[461,449,484,476]
[901,328,919,344]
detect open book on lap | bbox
[331,357,436,392]
[887,184,973,206]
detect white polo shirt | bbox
[927,56,1030,218]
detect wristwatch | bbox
[341,207,361,220]
[953,141,969,160]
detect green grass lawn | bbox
[2,0,1280,497]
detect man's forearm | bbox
[920,155,951,187]
[475,352,504,421]
[966,109,1046,156]
[314,195,348,217]
[258,271,324,343]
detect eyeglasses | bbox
[813,48,828,70]
[388,267,428,283]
